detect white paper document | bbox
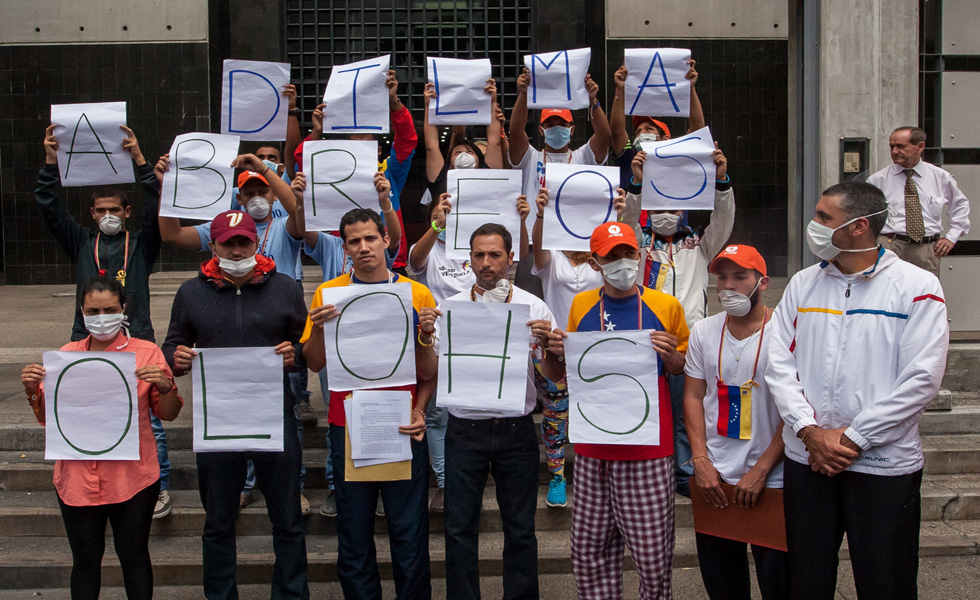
[427,57,493,125]
[192,347,284,452]
[43,351,140,461]
[302,140,379,231]
[445,169,524,260]
[435,301,531,413]
[541,164,619,251]
[347,391,412,465]
[50,102,136,187]
[322,283,417,392]
[565,330,662,446]
[641,126,716,211]
[323,55,392,134]
[624,48,692,118]
[221,59,291,141]
[159,133,241,220]
[523,48,591,110]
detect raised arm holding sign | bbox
[159,133,240,220]
[427,57,493,126]
[221,59,291,140]
[322,55,392,134]
[624,48,692,118]
[51,102,136,186]
[640,126,716,210]
[523,48,592,110]
[541,164,620,251]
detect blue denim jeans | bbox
[425,403,448,488]
[149,414,170,491]
[668,372,692,495]
[329,424,431,600]
[445,414,539,600]
[316,370,334,490]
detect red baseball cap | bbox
[709,245,767,277]
[237,170,270,189]
[210,210,257,244]
[540,109,573,125]
[631,116,671,139]
[590,222,638,257]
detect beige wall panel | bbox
[941,73,980,149]
[607,0,788,39]
[942,0,980,55]
[0,0,207,44]
[943,165,979,242]
[940,257,980,333]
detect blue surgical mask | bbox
[262,159,281,175]
[438,229,447,243]
[543,126,572,149]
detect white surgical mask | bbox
[805,208,887,261]
[245,197,271,220]
[649,212,681,236]
[453,152,478,169]
[598,257,639,291]
[83,313,127,341]
[218,254,257,278]
[482,279,512,303]
[98,214,124,236]
[633,133,662,150]
[718,278,762,318]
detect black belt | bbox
[883,233,941,245]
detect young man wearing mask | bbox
[36,124,177,520]
[537,221,688,599]
[683,245,790,599]
[163,210,310,600]
[507,67,612,197]
[619,144,733,498]
[766,182,948,599]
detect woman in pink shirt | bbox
[20,276,183,599]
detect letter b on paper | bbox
[159,133,240,220]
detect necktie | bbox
[904,168,925,241]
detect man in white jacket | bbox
[765,181,949,599]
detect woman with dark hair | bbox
[20,276,183,600]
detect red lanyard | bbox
[257,221,272,257]
[94,231,129,282]
[717,307,768,386]
[598,287,642,331]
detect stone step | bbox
[3,520,979,590]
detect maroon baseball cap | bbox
[210,210,257,244]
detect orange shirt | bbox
[35,334,182,506]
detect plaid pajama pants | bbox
[571,454,675,600]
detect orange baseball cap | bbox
[237,170,270,188]
[540,108,573,124]
[631,116,671,139]
[709,245,767,277]
[590,222,638,257]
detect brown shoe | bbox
[429,487,445,513]
[300,494,311,516]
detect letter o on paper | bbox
[335,292,411,381]
[53,358,134,456]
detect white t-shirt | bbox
[434,286,556,420]
[515,143,602,197]
[684,311,784,488]
[531,250,603,330]
[407,240,475,304]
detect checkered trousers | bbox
[571,454,676,599]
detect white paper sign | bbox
[446,169,524,260]
[221,59,291,141]
[50,102,135,187]
[303,140,379,231]
[641,126,716,210]
[436,301,531,413]
[192,347,284,452]
[541,164,619,251]
[427,57,492,126]
[349,390,412,462]
[565,330,662,445]
[159,133,241,220]
[322,55,391,134]
[322,283,417,392]
[43,351,140,461]
[624,48,692,118]
[523,48,591,110]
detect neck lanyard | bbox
[717,306,769,386]
[470,284,513,303]
[94,231,129,286]
[257,221,272,257]
[598,287,642,331]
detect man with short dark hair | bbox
[767,181,949,598]
[867,125,970,275]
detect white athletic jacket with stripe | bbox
[765,248,949,476]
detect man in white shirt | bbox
[421,223,556,600]
[867,126,970,276]
[765,181,949,598]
